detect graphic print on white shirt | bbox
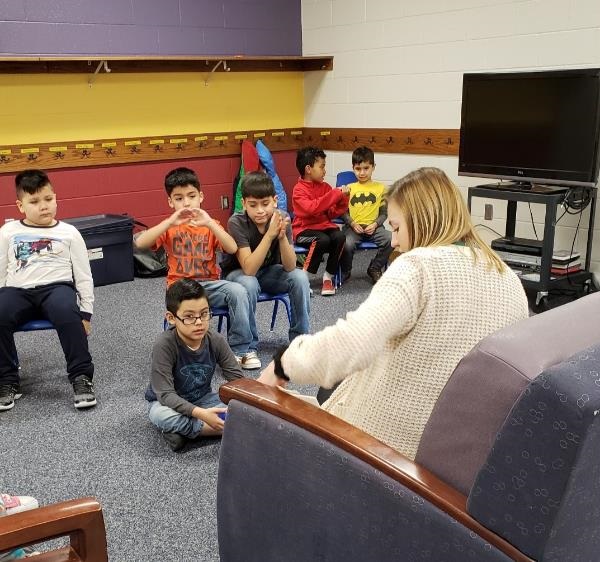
[13,234,63,272]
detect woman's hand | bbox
[257,360,288,388]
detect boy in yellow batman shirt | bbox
[339,146,392,284]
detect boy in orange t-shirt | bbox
[135,167,261,370]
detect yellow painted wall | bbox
[0,72,304,145]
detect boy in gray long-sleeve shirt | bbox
[145,278,243,451]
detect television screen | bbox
[458,69,600,187]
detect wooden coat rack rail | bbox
[0,128,460,174]
[0,55,335,74]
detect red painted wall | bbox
[0,151,299,229]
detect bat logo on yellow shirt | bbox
[350,192,377,206]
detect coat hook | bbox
[370,136,376,143]
[386,136,394,144]
[352,136,359,143]
[27,153,38,162]
[337,135,343,143]
[405,137,414,145]
[153,145,163,153]
[0,155,11,164]
[88,60,111,87]
[445,137,454,145]
[130,145,140,154]
[105,147,116,156]
[197,141,204,149]
[424,137,433,145]
[176,143,185,151]
[80,149,91,158]
[204,60,229,86]
[54,151,65,160]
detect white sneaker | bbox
[236,351,262,370]
[1,493,39,515]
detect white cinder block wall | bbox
[301,0,600,277]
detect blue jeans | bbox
[148,391,225,438]
[225,265,310,346]
[200,279,253,355]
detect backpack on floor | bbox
[132,222,168,278]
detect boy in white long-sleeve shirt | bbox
[0,169,96,412]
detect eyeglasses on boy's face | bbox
[175,311,213,325]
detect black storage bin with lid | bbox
[63,214,134,286]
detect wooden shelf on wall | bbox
[0,127,459,174]
[0,55,334,74]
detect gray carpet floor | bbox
[1,252,376,562]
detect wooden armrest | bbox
[220,379,532,562]
[0,497,107,562]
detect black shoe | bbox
[72,375,97,409]
[340,270,352,285]
[367,268,383,284]
[0,384,21,411]
[162,431,187,452]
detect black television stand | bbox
[467,184,597,311]
[477,182,568,195]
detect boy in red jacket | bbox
[292,147,349,296]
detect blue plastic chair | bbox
[294,244,342,288]
[337,241,385,285]
[13,319,55,369]
[336,170,357,187]
[162,293,291,334]
[162,307,229,332]
[19,319,55,332]
[332,171,356,227]
[214,292,292,333]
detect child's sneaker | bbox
[71,375,97,409]
[367,268,383,284]
[0,546,41,559]
[161,431,187,452]
[0,385,21,412]
[236,351,262,370]
[0,493,39,515]
[321,279,336,296]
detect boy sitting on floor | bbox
[145,278,243,452]
[221,171,311,344]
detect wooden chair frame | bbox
[0,497,108,562]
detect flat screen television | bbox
[458,68,600,188]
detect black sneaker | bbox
[340,270,352,285]
[0,384,21,411]
[72,375,97,409]
[162,431,187,452]
[367,268,383,284]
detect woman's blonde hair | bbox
[387,167,506,273]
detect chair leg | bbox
[270,301,279,331]
[334,266,342,288]
[282,297,292,326]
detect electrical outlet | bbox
[484,203,493,220]
[221,195,229,210]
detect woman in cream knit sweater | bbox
[258,167,529,460]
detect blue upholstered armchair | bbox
[217,293,600,562]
